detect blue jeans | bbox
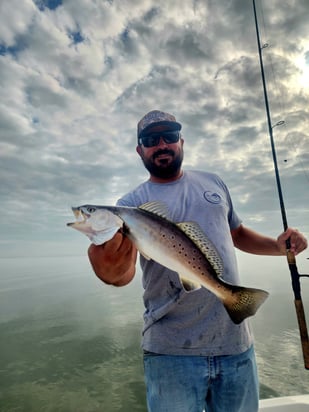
[143,345,258,412]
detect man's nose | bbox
[157,136,168,147]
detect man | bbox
[88,110,307,412]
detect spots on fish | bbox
[232,290,256,311]
[176,222,224,276]
[162,230,209,275]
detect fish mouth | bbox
[67,207,90,226]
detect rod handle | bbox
[294,299,309,370]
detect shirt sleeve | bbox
[217,175,242,230]
[116,192,136,207]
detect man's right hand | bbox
[88,232,137,286]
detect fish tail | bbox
[222,284,269,324]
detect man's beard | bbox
[141,148,183,180]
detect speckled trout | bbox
[67,201,269,324]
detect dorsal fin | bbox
[176,221,224,276]
[138,201,170,219]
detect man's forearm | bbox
[231,225,283,256]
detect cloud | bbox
[0,0,308,257]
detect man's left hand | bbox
[277,228,308,256]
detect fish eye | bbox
[86,206,96,213]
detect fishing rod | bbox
[252,0,309,370]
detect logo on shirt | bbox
[203,191,222,204]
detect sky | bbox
[0,0,308,269]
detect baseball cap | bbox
[137,110,182,139]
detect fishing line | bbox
[259,0,286,118]
[259,0,309,185]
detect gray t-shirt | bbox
[117,170,253,356]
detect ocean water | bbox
[1,255,309,411]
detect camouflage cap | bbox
[137,110,182,139]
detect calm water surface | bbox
[1,256,308,411]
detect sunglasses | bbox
[139,130,180,148]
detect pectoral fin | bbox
[179,275,201,292]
